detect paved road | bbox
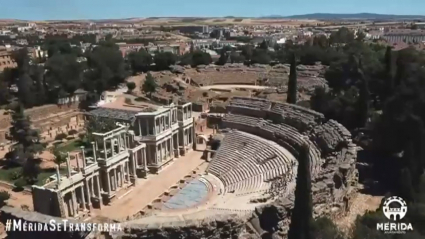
[200,84,275,90]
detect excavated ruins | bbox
[0,97,358,239]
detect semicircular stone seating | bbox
[207,97,358,218]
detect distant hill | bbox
[261,13,425,20]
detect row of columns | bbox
[63,174,102,218]
[105,161,130,195]
[95,132,128,160]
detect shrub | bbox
[124,98,133,105]
[21,204,30,211]
[9,169,22,180]
[126,82,136,93]
[0,190,10,207]
[14,178,26,191]
[55,133,68,141]
[68,129,78,135]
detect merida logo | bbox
[376,196,413,234]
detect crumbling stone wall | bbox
[0,206,245,239]
[0,206,90,239]
[109,214,246,239]
[0,103,81,143]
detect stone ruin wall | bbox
[171,63,327,92]
[0,103,83,143]
[0,206,246,239]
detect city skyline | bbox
[0,0,423,20]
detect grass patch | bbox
[35,167,68,186]
[56,140,84,153]
[233,18,243,22]
[0,166,68,186]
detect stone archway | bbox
[195,134,208,151]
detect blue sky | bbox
[0,0,423,20]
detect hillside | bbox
[263,13,425,20]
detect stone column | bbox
[66,153,72,177]
[143,148,148,178]
[90,143,96,163]
[80,186,86,210]
[176,133,180,157]
[96,175,102,208]
[103,140,107,159]
[159,144,163,163]
[81,147,86,168]
[132,155,137,181]
[133,152,137,168]
[114,168,118,190]
[154,117,157,135]
[96,175,101,196]
[111,138,115,156]
[121,163,125,186]
[125,161,130,183]
[75,154,80,171]
[169,138,172,158]
[90,177,94,197]
[71,190,77,215]
[106,170,111,194]
[138,119,142,136]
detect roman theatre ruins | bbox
[1,97,358,239]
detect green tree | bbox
[128,49,153,74]
[17,73,35,108]
[287,53,298,104]
[230,50,245,63]
[0,73,11,106]
[356,58,370,128]
[259,40,268,50]
[126,82,136,93]
[8,103,44,166]
[384,46,393,100]
[154,52,177,70]
[53,146,67,166]
[217,49,228,65]
[191,51,212,66]
[0,190,10,207]
[288,144,313,239]
[251,49,271,64]
[83,116,116,147]
[12,48,30,73]
[30,65,47,106]
[241,45,253,61]
[142,72,157,97]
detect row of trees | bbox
[280,28,425,238]
[0,40,128,108]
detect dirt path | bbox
[0,184,33,210]
[94,150,206,220]
[200,84,275,90]
[336,189,383,235]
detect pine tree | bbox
[8,103,44,183]
[357,59,370,128]
[142,72,158,97]
[400,168,415,202]
[385,46,393,96]
[217,48,228,65]
[394,53,404,88]
[287,53,298,104]
[288,144,313,239]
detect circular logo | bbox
[383,196,407,221]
